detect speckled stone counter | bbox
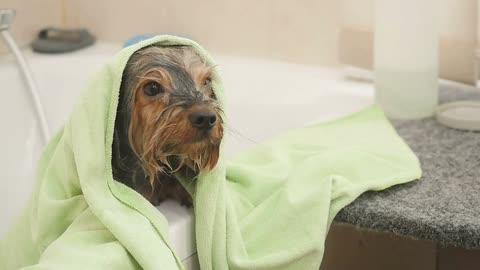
[335,86,480,248]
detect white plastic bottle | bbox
[374,0,439,119]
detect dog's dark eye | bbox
[143,82,163,96]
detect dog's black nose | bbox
[189,110,217,130]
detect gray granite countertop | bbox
[335,85,480,248]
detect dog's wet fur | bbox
[112,45,223,207]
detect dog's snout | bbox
[189,110,216,130]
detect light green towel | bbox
[0,35,421,270]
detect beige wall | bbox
[2,0,477,73]
[340,0,477,41]
[0,0,340,66]
[0,0,62,52]
[338,0,478,84]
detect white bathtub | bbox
[0,42,374,267]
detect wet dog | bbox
[112,45,223,207]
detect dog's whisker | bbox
[183,177,196,191]
[224,125,258,144]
